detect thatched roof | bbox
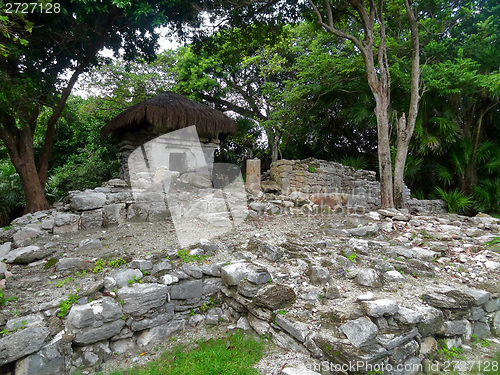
[101,92,237,139]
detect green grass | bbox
[446,350,500,374]
[97,331,265,375]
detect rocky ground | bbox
[1,204,500,374]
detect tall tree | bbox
[0,0,205,213]
[305,0,423,208]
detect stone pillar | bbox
[246,159,261,193]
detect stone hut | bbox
[101,92,237,182]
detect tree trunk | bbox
[393,0,422,208]
[4,125,50,213]
[373,93,394,209]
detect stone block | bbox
[362,299,399,318]
[130,259,153,271]
[80,209,103,229]
[253,284,296,310]
[356,268,382,287]
[275,314,309,342]
[78,238,102,251]
[308,266,330,285]
[221,263,249,286]
[102,204,126,226]
[246,159,261,193]
[182,263,203,279]
[417,306,444,337]
[53,213,80,234]
[170,280,203,300]
[13,226,42,246]
[117,284,169,316]
[340,316,378,348]
[14,334,69,375]
[395,307,423,325]
[70,191,106,211]
[203,278,222,296]
[130,305,175,331]
[73,320,125,346]
[136,319,185,347]
[113,269,143,287]
[4,245,53,264]
[0,327,50,366]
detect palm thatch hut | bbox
[101,92,237,182]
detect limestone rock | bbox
[356,268,382,287]
[253,284,296,310]
[340,316,379,348]
[170,280,203,300]
[117,284,169,316]
[0,327,50,366]
[362,299,399,318]
[221,263,249,286]
[4,245,53,264]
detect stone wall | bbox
[269,158,409,210]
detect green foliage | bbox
[0,161,24,226]
[177,249,205,263]
[93,259,107,273]
[435,187,473,214]
[339,156,369,171]
[56,277,75,288]
[0,289,17,306]
[127,276,143,285]
[102,331,265,375]
[58,294,79,319]
[308,166,316,173]
[108,258,127,268]
[485,237,500,252]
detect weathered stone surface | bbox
[421,293,460,309]
[56,258,92,272]
[4,245,53,264]
[379,328,419,350]
[484,298,500,313]
[13,226,42,246]
[199,238,218,253]
[136,319,185,347]
[356,268,382,287]
[258,243,281,262]
[73,320,125,346]
[102,204,127,226]
[464,289,491,306]
[151,261,173,275]
[201,262,223,277]
[275,314,309,342]
[221,263,249,286]
[254,284,296,310]
[71,191,106,211]
[395,307,423,325]
[492,311,500,335]
[237,280,263,298]
[113,268,143,287]
[170,280,203,300]
[339,316,379,348]
[417,306,444,337]
[247,268,272,285]
[182,263,203,279]
[161,274,179,286]
[118,284,169,316]
[205,307,223,325]
[80,209,103,229]
[14,334,70,375]
[473,321,491,340]
[438,320,467,336]
[236,316,251,330]
[383,270,405,283]
[0,327,50,366]
[6,313,44,331]
[130,305,175,331]
[110,339,136,355]
[0,242,11,259]
[130,259,153,271]
[362,299,399,318]
[308,266,330,285]
[78,238,102,251]
[53,213,80,234]
[247,313,270,336]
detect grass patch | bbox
[98,331,265,375]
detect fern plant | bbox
[435,187,473,214]
[340,155,368,171]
